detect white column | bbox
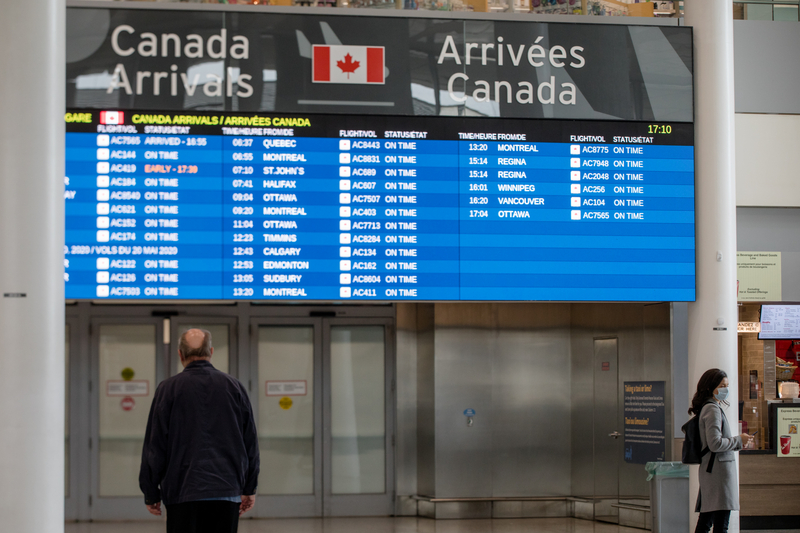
[685,0,739,531]
[0,2,66,532]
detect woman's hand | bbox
[740,433,753,447]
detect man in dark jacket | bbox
[140,328,259,533]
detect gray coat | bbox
[696,402,743,512]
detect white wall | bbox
[736,113,800,208]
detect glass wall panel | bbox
[330,326,385,495]
[774,4,799,20]
[257,326,315,495]
[176,324,230,374]
[745,3,775,19]
[98,324,156,497]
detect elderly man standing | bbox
[140,328,259,533]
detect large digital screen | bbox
[65,110,695,301]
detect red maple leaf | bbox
[336,53,360,79]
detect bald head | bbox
[178,328,213,366]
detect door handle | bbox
[609,432,621,439]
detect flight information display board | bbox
[64,110,695,301]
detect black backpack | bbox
[681,401,721,473]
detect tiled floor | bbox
[65,517,647,533]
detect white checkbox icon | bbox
[97,162,110,174]
[571,197,581,207]
[340,233,351,244]
[340,287,352,298]
[96,135,110,147]
[570,145,580,155]
[571,171,580,181]
[339,206,351,217]
[96,285,110,297]
[97,189,110,201]
[570,158,580,168]
[96,216,110,228]
[96,230,110,242]
[96,271,110,284]
[339,180,351,191]
[339,153,351,164]
[339,246,351,258]
[339,166,351,177]
[339,273,351,284]
[339,193,351,204]
[339,140,351,150]
[571,210,581,220]
[570,184,581,194]
[339,220,351,231]
[340,260,351,271]
[96,148,110,160]
[96,258,110,270]
[97,175,110,187]
[97,203,110,215]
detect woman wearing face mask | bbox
[690,368,753,533]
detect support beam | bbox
[685,0,739,530]
[0,2,66,532]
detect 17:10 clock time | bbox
[647,124,673,135]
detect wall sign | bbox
[266,380,307,396]
[66,7,693,121]
[777,407,800,457]
[623,381,666,464]
[107,380,149,396]
[737,252,782,301]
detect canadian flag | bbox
[100,111,124,125]
[313,45,385,85]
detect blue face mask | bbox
[715,387,729,402]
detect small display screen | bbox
[64,110,695,301]
[760,305,800,340]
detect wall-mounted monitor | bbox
[760,305,800,340]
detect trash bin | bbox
[645,462,689,533]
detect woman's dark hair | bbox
[689,368,727,415]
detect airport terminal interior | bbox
[2,0,800,532]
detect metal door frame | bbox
[64,313,85,521]
[322,317,395,517]
[168,316,239,378]
[88,315,165,521]
[250,317,324,518]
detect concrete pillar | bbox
[0,2,66,532]
[684,0,739,530]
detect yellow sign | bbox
[121,367,135,381]
[737,252,781,301]
[279,397,293,410]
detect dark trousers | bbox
[695,510,731,533]
[166,501,240,533]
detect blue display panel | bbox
[64,111,695,302]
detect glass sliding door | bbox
[90,318,164,520]
[253,320,322,517]
[251,317,394,517]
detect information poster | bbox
[777,407,800,457]
[737,252,781,301]
[624,381,666,464]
